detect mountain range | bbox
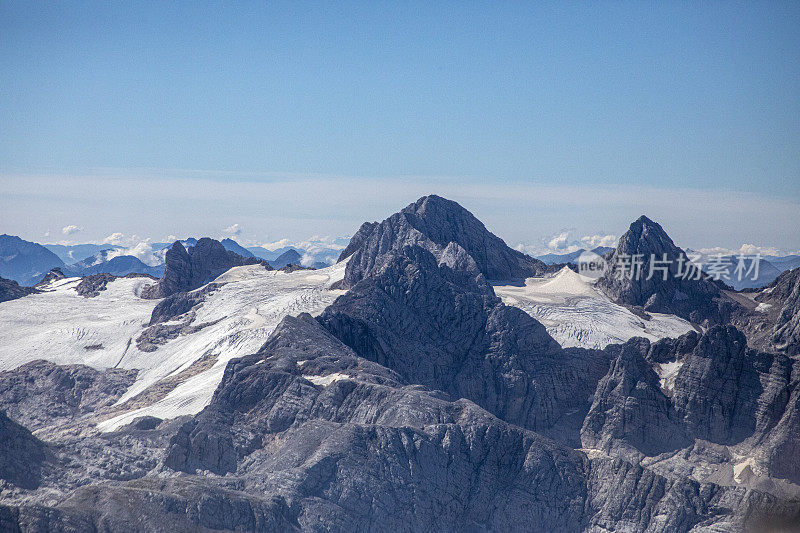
[0,196,798,531]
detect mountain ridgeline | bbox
[338,195,551,287]
[0,196,798,531]
[141,238,269,299]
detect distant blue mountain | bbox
[0,234,65,286]
[220,238,254,258]
[536,246,613,265]
[65,250,163,278]
[269,249,303,269]
[765,255,800,271]
[44,243,120,264]
[246,246,295,261]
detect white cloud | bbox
[96,232,163,266]
[695,244,783,258]
[61,225,82,235]
[580,234,617,249]
[300,253,316,267]
[2,172,798,253]
[222,223,242,237]
[102,232,127,245]
[257,238,292,252]
[547,232,571,251]
[515,231,618,257]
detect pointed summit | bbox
[142,238,268,299]
[339,195,547,286]
[596,215,735,324]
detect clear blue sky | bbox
[1,1,799,250]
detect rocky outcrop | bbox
[320,244,611,439]
[0,410,46,490]
[74,272,117,297]
[34,267,66,287]
[757,268,800,356]
[581,338,689,460]
[158,314,798,531]
[0,276,37,303]
[596,216,736,324]
[142,238,269,299]
[147,284,219,326]
[339,195,548,287]
[581,325,799,487]
[0,360,137,431]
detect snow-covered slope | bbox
[0,262,347,431]
[494,266,694,349]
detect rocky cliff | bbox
[142,238,269,299]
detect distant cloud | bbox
[61,225,82,235]
[695,244,783,257]
[222,223,242,237]
[252,235,348,266]
[516,231,618,257]
[3,172,798,254]
[102,232,127,245]
[547,231,571,251]
[580,234,617,249]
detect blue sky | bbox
[1,1,798,251]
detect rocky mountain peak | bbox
[339,195,548,286]
[142,238,268,299]
[596,215,734,324]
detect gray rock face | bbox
[34,267,66,287]
[760,268,800,356]
[74,272,117,297]
[147,284,218,326]
[339,195,548,287]
[582,326,800,486]
[0,410,46,490]
[596,216,735,324]
[0,276,37,303]
[581,338,690,460]
[163,314,591,530]
[319,244,611,438]
[671,326,766,445]
[142,238,270,299]
[158,315,797,531]
[0,360,137,431]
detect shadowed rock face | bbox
[0,360,137,431]
[320,244,611,437]
[582,326,800,485]
[0,276,38,303]
[0,410,46,489]
[142,238,269,299]
[581,338,690,459]
[339,195,548,287]
[156,314,798,531]
[756,268,800,356]
[34,267,66,287]
[596,215,736,324]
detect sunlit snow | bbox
[0,262,347,431]
[493,267,694,349]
